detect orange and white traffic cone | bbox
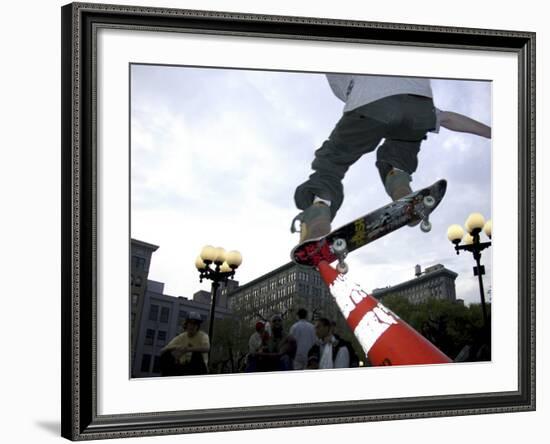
[318,260,452,366]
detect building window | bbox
[132,256,146,271]
[131,313,136,328]
[160,307,170,323]
[145,329,155,345]
[179,310,188,321]
[131,294,139,305]
[141,354,152,373]
[135,276,142,287]
[157,331,167,346]
[149,304,159,321]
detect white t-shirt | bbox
[289,319,317,365]
[248,332,263,354]
[326,74,433,113]
[163,331,210,366]
[318,337,350,369]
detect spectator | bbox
[245,321,267,372]
[256,314,297,371]
[308,318,350,369]
[330,320,360,368]
[289,308,317,370]
[159,312,210,376]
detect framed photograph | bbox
[61,2,535,440]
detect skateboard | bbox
[291,179,447,273]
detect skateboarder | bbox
[291,74,491,243]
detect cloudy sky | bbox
[130,65,492,306]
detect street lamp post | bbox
[447,213,492,330]
[195,246,242,344]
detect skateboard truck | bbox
[331,238,349,274]
[418,195,435,233]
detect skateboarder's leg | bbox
[294,110,386,218]
[375,95,436,201]
[375,139,422,200]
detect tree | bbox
[381,295,490,361]
[208,316,251,374]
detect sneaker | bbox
[290,202,332,243]
[384,168,412,201]
[384,169,419,227]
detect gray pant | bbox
[294,94,436,218]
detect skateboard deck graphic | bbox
[291,179,447,269]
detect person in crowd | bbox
[330,320,360,368]
[159,312,210,376]
[307,317,350,369]
[289,308,317,370]
[245,321,268,372]
[255,314,297,371]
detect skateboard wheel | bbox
[336,262,349,274]
[420,220,432,233]
[423,195,436,208]
[332,238,348,255]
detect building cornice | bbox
[373,266,458,296]
[131,238,160,252]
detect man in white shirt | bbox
[289,308,317,371]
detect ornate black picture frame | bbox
[61,2,535,440]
